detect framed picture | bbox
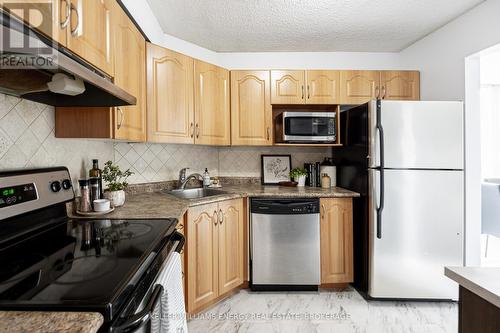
[261,155,292,185]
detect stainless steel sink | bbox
[169,188,227,199]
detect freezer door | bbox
[369,100,464,169]
[368,169,464,300]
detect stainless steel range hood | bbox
[0,8,136,107]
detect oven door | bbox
[110,232,186,333]
[283,112,336,142]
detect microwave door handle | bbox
[110,284,163,332]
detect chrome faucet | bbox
[178,168,204,190]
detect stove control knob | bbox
[62,179,72,190]
[50,181,61,193]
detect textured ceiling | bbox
[146,0,484,52]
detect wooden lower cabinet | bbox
[320,198,354,284]
[186,199,245,313]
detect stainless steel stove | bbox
[0,167,185,332]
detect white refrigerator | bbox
[368,100,464,300]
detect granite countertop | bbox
[69,184,360,220]
[445,266,500,308]
[8,184,358,332]
[0,311,103,333]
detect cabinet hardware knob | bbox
[213,210,218,225]
[375,86,380,99]
[321,204,326,220]
[267,127,270,141]
[381,86,386,99]
[219,209,223,224]
[60,0,71,29]
[307,85,310,99]
[196,123,200,138]
[301,85,304,99]
[190,123,194,138]
[117,107,124,130]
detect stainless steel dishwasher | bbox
[250,198,321,291]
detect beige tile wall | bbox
[0,94,113,186]
[0,94,332,185]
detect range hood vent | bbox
[0,9,136,107]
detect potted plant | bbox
[290,167,307,187]
[102,161,134,207]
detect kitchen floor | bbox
[187,287,457,333]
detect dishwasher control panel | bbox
[250,198,319,215]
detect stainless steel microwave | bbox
[276,112,337,143]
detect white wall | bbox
[400,0,500,100]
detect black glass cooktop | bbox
[0,218,177,320]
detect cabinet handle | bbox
[117,107,124,130]
[301,85,304,99]
[196,123,200,138]
[60,0,71,29]
[190,123,194,138]
[219,209,223,224]
[321,204,325,220]
[70,2,80,37]
[307,85,310,99]
[375,86,380,99]
[213,210,218,226]
[381,86,386,99]
[266,127,270,141]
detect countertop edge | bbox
[445,267,500,308]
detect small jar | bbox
[321,173,331,189]
[78,179,91,212]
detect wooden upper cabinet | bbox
[320,198,354,284]
[380,71,420,100]
[271,70,305,104]
[230,70,272,146]
[194,60,230,146]
[0,0,68,46]
[340,70,380,105]
[112,2,146,141]
[65,0,114,76]
[306,70,341,104]
[218,199,244,295]
[147,43,194,144]
[186,203,219,313]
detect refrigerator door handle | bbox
[376,99,385,239]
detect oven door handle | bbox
[111,284,164,333]
[172,231,185,253]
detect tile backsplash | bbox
[0,94,113,185]
[0,94,332,186]
[114,143,330,183]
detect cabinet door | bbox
[306,70,340,104]
[146,43,194,144]
[112,3,146,141]
[230,71,272,146]
[194,60,230,145]
[218,199,244,295]
[271,70,305,104]
[1,0,68,46]
[320,198,353,284]
[380,71,420,100]
[339,70,380,105]
[176,218,186,296]
[66,0,114,76]
[186,203,219,313]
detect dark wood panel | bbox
[460,286,500,333]
[55,107,112,138]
